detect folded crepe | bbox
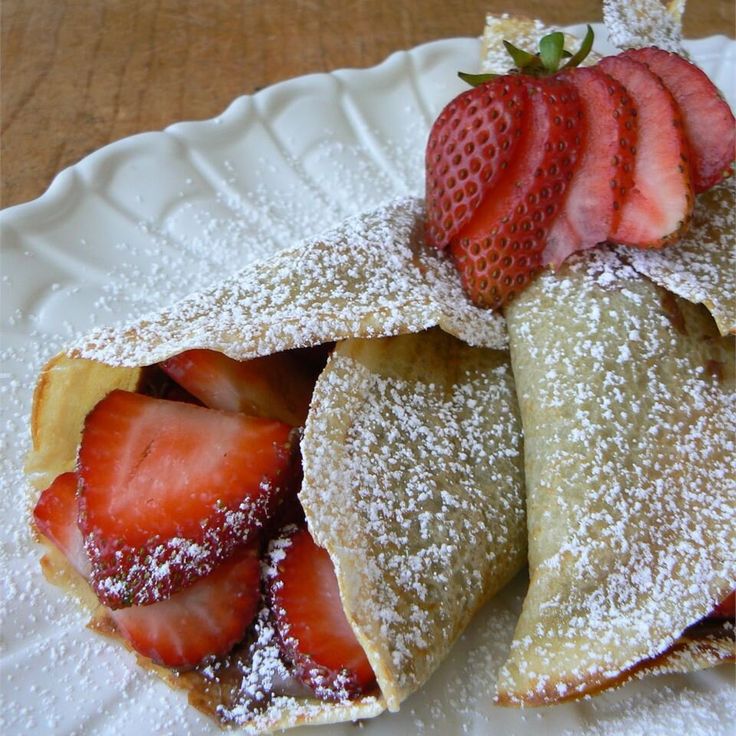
[27,197,526,732]
[479,9,736,705]
[497,249,735,704]
[27,197,506,490]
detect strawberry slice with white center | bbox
[544,67,637,266]
[78,390,296,608]
[160,348,319,427]
[597,55,693,248]
[621,47,736,193]
[110,545,260,668]
[266,526,376,700]
[33,471,90,578]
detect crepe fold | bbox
[498,249,736,705]
[26,198,525,732]
[301,330,526,711]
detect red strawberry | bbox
[450,76,584,308]
[110,545,260,668]
[136,365,203,405]
[33,469,260,669]
[266,526,376,700]
[425,76,532,249]
[597,55,693,248]
[621,47,736,193]
[78,390,297,608]
[543,67,637,266]
[33,471,90,578]
[708,590,735,621]
[160,348,317,427]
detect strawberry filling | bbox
[78,390,298,608]
[266,526,376,700]
[32,344,377,702]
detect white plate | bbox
[1,24,734,736]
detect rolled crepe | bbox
[27,196,505,490]
[497,248,735,704]
[27,198,525,731]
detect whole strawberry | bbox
[426,30,592,309]
[425,27,735,310]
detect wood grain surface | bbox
[1,0,733,208]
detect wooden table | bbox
[2,0,733,209]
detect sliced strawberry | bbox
[622,47,736,193]
[707,590,735,621]
[78,390,297,608]
[109,545,260,668]
[136,365,203,405]
[263,451,305,537]
[597,55,693,248]
[425,76,531,249]
[543,67,637,266]
[450,76,585,308]
[33,472,90,578]
[266,526,375,700]
[160,348,317,427]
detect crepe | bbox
[602,0,686,53]
[301,330,525,712]
[481,10,736,705]
[27,196,505,490]
[26,199,525,732]
[498,249,735,704]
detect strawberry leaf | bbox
[503,40,538,70]
[561,25,595,70]
[458,71,498,87]
[496,25,595,77]
[539,32,565,72]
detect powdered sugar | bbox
[500,248,735,703]
[602,0,685,53]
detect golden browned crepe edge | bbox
[495,625,734,706]
[26,354,142,490]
